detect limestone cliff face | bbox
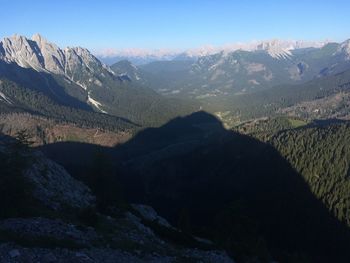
[0,34,118,113]
[0,34,113,80]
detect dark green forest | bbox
[0,79,135,131]
[204,69,350,121]
[270,123,350,226]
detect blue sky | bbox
[1,0,349,51]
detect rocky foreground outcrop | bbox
[0,243,233,263]
[24,150,95,211]
[0,213,233,262]
[0,137,234,262]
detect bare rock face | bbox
[256,39,293,59]
[0,34,118,113]
[0,34,44,70]
[31,33,66,74]
[0,34,114,91]
[338,39,350,60]
[23,150,95,210]
[0,137,95,211]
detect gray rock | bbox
[23,151,95,210]
[131,204,174,229]
[8,249,20,258]
[0,218,100,247]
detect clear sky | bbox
[1,0,349,51]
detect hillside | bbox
[208,68,350,126]
[270,122,350,227]
[2,2,350,263]
[39,112,350,262]
[0,134,233,262]
[231,116,350,230]
[1,33,350,263]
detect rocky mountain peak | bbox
[339,39,350,59]
[0,34,44,69]
[111,59,141,81]
[31,33,45,44]
[257,39,293,59]
[0,34,118,113]
[31,33,66,74]
[0,34,109,77]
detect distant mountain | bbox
[0,34,141,113]
[2,34,349,129]
[110,60,143,82]
[139,40,350,99]
[99,54,179,66]
[96,39,328,65]
[0,34,196,126]
[338,39,350,59]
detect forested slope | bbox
[270,122,350,226]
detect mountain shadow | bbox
[38,111,350,262]
[0,60,91,110]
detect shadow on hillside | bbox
[37,111,350,262]
[0,60,91,110]
[307,118,349,127]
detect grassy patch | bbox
[288,118,307,128]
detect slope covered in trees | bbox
[38,112,350,262]
[270,122,350,227]
[207,69,350,124]
[0,78,136,131]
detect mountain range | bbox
[2,34,350,130]
[97,39,330,65]
[2,34,350,131]
[0,34,195,127]
[2,33,350,262]
[136,39,350,97]
[102,38,350,127]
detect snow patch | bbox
[64,78,72,84]
[87,92,107,114]
[248,79,260,85]
[131,63,138,71]
[257,40,293,59]
[0,91,12,104]
[208,56,226,71]
[267,48,292,59]
[76,81,88,90]
[102,64,115,75]
[94,79,102,86]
